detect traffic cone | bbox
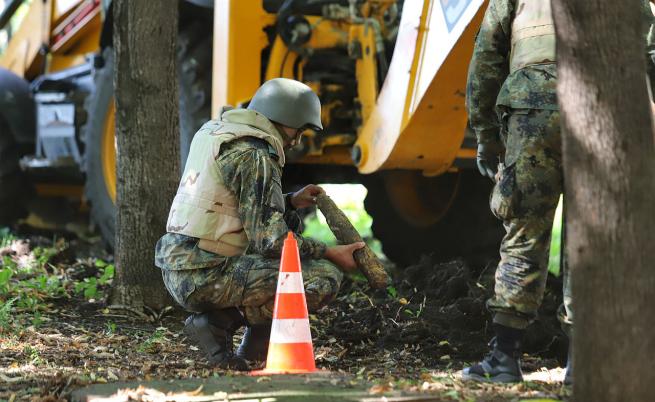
[252,232,317,374]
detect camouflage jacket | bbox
[466,0,655,146]
[155,137,327,271]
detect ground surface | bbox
[0,229,570,401]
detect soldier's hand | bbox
[476,141,504,180]
[325,242,366,272]
[291,184,325,209]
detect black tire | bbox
[0,115,32,225]
[178,24,213,168]
[84,27,213,248]
[364,170,504,266]
[84,47,116,247]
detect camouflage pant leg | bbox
[162,255,343,325]
[487,108,562,330]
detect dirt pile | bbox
[313,254,567,372]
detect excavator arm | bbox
[211,0,487,176]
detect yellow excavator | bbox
[0,0,502,264]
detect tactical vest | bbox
[510,0,556,73]
[166,108,286,256]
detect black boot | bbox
[184,308,248,370]
[462,324,524,383]
[236,324,272,361]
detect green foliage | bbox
[386,286,398,298]
[302,184,385,258]
[0,267,13,293]
[403,307,423,319]
[0,297,17,331]
[138,328,166,353]
[348,271,368,284]
[32,246,59,272]
[0,227,16,247]
[548,196,563,276]
[105,321,117,335]
[22,344,42,364]
[74,262,114,300]
[0,229,117,333]
[74,277,99,299]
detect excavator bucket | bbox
[354,0,488,176]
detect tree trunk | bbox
[552,1,655,400]
[111,0,179,310]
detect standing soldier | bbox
[155,78,364,370]
[464,0,655,384]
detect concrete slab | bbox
[72,372,439,402]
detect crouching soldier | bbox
[155,78,364,370]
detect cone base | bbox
[250,368,319,375]
[250,342,317,375]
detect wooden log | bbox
[316,193,389,289]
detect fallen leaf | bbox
[368,383,392,395]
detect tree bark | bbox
[316,194,389,289]
[111,0,179,310]
[552,1,655,400]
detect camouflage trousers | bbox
[162,255,343,325]
[487,108,572,330]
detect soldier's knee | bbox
[304,271,342,310]
[162,270,196,311]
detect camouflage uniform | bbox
[467,0,654,330]
[155,121,343,325]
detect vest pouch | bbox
[168,193,242,241]
[198,230,248,257]
[510,33,556,73]
[509,0,556,73]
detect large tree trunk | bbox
[552,1,655,400]
[111,0,179,310]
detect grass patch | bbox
[0,228,115,334]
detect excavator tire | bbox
[83,47,116,247]
[364,170,504,266]
[0,115,32,226]
[83,26,213,249]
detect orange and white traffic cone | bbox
[252,232,317,374]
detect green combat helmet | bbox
[247,78,323,130]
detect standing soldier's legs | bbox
[162,255,342,364]
[488,108,562,328]
[463,108,562,382]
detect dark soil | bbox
[312,254,567,375]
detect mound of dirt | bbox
[314,254,567,371]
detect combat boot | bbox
[184,308,248,370]
[236,323,272,361]
[462,324,524,383]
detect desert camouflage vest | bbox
[510,0,556,73]
[166,108,286,256]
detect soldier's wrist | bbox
[284,193,296,211]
